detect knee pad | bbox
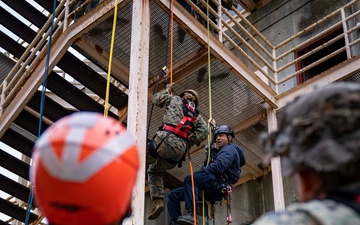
[147,139,159,158]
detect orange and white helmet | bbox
[30,112,139,225]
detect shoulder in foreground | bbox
[253,209,317,225]
[253,199,360,225]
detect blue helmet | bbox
[214,125,234,138]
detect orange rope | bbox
[169,0,195,222]
[169,0,174,84]
[189,160,197,225]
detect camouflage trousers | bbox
[147,131,186,200]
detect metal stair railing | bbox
[0,0,67,116]
[180,0,360,94]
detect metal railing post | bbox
[341,8,352,59]
[217,0,223,42]
[272,48,278,94]
[0,81,7,116]
[64,0,71,32]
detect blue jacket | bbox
[204,144,246,184]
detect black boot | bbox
[147,198,164,220]
[176,211,196,225]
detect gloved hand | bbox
[166,83,175,93]
[208,118,216,128]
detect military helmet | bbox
[263,82,360,176]
[180,89,199,106]
[214,125,234,138]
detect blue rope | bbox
[25,0,57,224]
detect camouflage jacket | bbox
[253,198,360,225]
[153,89,208,149]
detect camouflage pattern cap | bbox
[263,82,360,176]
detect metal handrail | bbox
[183,0,360,90]
[0,0,101,114]
[0,0,67,114]
[275,0,360,86]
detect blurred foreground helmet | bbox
[214,125,234,138]
[180,89,200,106]
[263,82,360,176]
[30,112,139,225]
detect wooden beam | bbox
[75,35,130,83]
[117,106,128,122]
[242,163,264,178]
[148,47,212,98]
[172,48,212,83]
[233,174,254,187]
[232,110,266,133]
[238,0,257,12]
[267,106,285,211]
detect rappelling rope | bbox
[169,0,174,84]
[202,0,214,223]
[146,0,175,139]
[166,0,198,223]
[104,0,119,117]
[205,0,213,165]
[25,0,57,224]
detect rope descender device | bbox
[162,66,169,86]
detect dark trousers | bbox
[166,170,223,222]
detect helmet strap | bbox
[227,135,232,144]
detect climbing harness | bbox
[162,99,199,139]
[149,97,198,168]
[222,183,233,224]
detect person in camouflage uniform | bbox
[254,82,360,225]
[147,84,208,220]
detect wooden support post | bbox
[267,106,285,211]
[124,0,150,224]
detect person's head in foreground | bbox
[256,82,360,224]
[30,112,140,225]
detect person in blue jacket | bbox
[167,125,246,225]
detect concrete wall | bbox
[233,0,355,93]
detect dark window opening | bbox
[295,27,347,84]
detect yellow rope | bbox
[104,0,118,117]
[206,0,213,168]
[202,0,213,224]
